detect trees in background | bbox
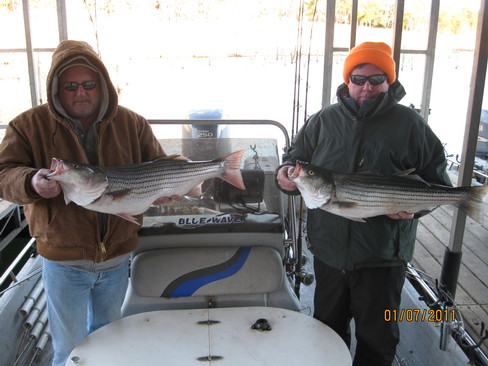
[0,0,478,35]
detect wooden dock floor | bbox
[412,204,488,355]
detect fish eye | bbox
[308,169,315,176]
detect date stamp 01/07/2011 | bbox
[384,308,457,322]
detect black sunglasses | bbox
[349,74,387,86]
[63,81,97,91]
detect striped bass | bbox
[288,161,488,223]
[46,150,246,224]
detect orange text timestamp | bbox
[384,308,456,322]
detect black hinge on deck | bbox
[197,355,223,362]
[197,320,221,325]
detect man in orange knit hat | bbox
[276,41,450,365]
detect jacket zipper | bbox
[358,157,364,167]
[100,242,107,261]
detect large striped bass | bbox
[288,161,488,223]
[46,150,246,225]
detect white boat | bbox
[2,0,488,362]
[1,119,486,366]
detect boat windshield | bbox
[143,120,288,233]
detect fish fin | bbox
[156,154,189,161]
[356,168,429,186]
[322,200,357,210]
[220,150,246,190]
[335,201,358,209]
[357,168,426,182]
[399,174,431,186]
[185,183,202,197]
[357,168,417,176]
[106,189,132,201]
[390,168,434,186]
[115,213,141,225]
[346,217,367,223]
[331,201,368,222]
[396,168,416,176]
[458,185,488,223]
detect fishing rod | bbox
[83,0,102,56]
[290,0,319,298]
[293,198,303,298]
[290,0,305,299]
[291,0,305,138]
[302,0,319,126]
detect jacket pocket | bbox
[29,198,99,248]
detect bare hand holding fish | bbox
[277,165,298,192]
[45,150,246,225]
[284,161,488,223]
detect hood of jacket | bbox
[46,40,118,124]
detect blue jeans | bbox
[42,258,129,366]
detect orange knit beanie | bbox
[343,42,396,84]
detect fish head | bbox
[288,161,334,209]
[46,158,108,206]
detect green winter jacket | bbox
[281,81,451,270]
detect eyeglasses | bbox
[63,81,97,91]
[349,74,387,86]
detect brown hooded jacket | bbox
[0,40,165,262]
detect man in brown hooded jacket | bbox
[0,40,168,366]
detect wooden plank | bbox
[420,208,488,263]
[434,206,488,249]
[414,225,445,277]
[414,207,488,356]
[438,204,487,242]
[458,304,488,330]
[414,222,472,304]
[457,264,488,304]
[418,211,488,300]
[457,304,488,355]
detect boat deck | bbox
[412,202,488,355]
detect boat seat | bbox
[132,232,286,258]
[122,236,300,316]
[131,246,282,298]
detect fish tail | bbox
[218,150,246,190]
[458,185,488,223]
